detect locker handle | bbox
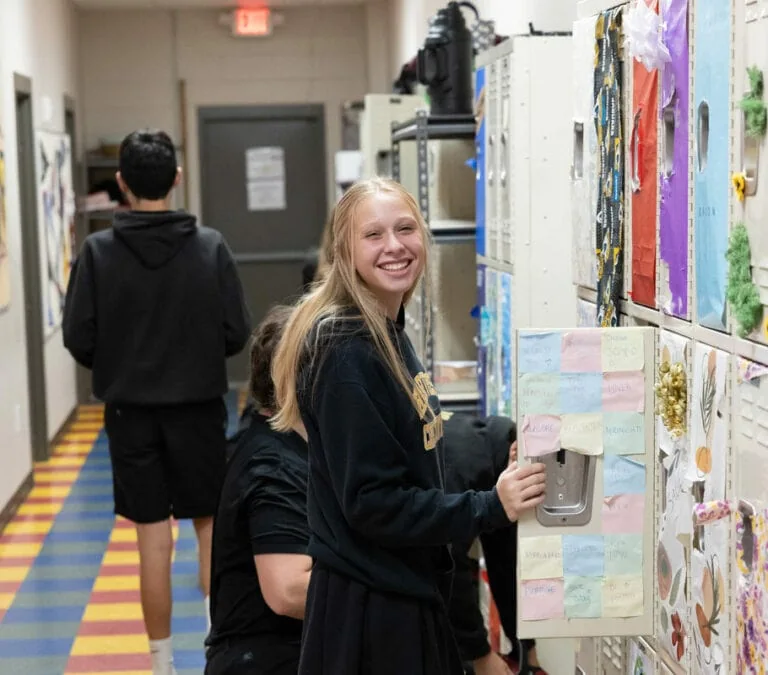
[572,121,584,180]
[739,499,756,572]
[742,110,760,196]
[697,101,710,172]
[630,110,642,192]
[662,103,675,177]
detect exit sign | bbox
[233,8,272,37]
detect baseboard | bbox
[50,406,79,447]
[0,471,34,535]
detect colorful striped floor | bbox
[0,393,243,674]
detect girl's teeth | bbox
[383,262,408,271]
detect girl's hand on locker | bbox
[495,461,546,522]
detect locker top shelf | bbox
[391,114,476,143]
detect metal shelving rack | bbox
[391,109,478,412]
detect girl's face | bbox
[352,192,425,318]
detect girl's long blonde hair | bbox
[271,177,432,432]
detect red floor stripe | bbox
[24,496,66,505]
[0,556,35,566]
[66,653,151,672]
[89,589,141,604]
[0,533,47,544]
[0,581,21,592]
[105,542,139,552]
[76,619,146,636]
[5,513,57,522]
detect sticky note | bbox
[604,534,643,575]
[601,331,645,372]
[602,494,645,534]
[520,579,565,620]
[603,412,645,454]
[521,415,561,457]
[520,536,563,580]
[561,330,602,372]
[564,576,602,618]
[518,332,562,373]
[602,371,645,412]
[602,575,644,617]
[563,535,604,577]
[560,413,603,455]
[560,373,603,414]
[518,373,561,415]
[604,455,646,495]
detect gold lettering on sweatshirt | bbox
[412,372,443,451]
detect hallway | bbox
[0,400,240,674]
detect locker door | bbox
[499,54,513,265]
[485,59,500,261]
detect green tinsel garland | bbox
[740,66,768,138]
[726,222,763,337]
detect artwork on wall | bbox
[37,131,76,336]
[0,108,9,312]
[516,328,649,624]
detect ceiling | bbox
[71,0,375,7]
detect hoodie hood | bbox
[113,210,197,269]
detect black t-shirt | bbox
[298,309,509,604]
[206,413,309,650]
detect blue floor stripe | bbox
[2,606,85,624]
[18,577,95,593]
[0,637,74,658]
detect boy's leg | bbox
[137,519,174,637]
[193,516,213,597]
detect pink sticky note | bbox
[602,493,645,534]
[602,371,645,412]
[521,415,561,457]
[561,330,602,372]
[521,579,565,621]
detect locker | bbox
[734,357,768,505]
[658,0,690,319]
[477,263,487,415]
[498,272,514,418]
[485,59,501,261]
[498,54,513,265]
[578,299,598,327]
[572,15,599,292]
[484,268,500,416]
[627,637,658,674]
[598,636,626,675]
[576,638,597,674]
[475,66,487,257]
[693,0,732,331]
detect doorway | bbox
[16,74,49,461]
[198,104,328,383]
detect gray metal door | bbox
[16,75,49,461]
[198,105,328,383]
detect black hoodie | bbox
[298,309,510,604]
[63,210,251,405]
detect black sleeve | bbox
[218,239,251,357]
[242,455,309,556]
[62,244,96,369]
[479,524,518,642]
[314,349,510,547]
[448,542,491,662]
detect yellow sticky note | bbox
[601,332,644,372]
[520,536,563,580]
[560,413,603,455]
[602,575,644,617]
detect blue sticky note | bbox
[518,373,561,415]
[560,373,603,414]
[563,535,604,577]
[603,412,645,454]
[518,332,562,373]
[564,576,602,618]
[603,455,646,495]
[604,534,643,575]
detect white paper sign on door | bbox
[245,147,286,211]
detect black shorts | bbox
[298,564,464,675]
[104,398,228,524]
[205,636,300,675]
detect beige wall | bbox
[0,0,80,510]
[79,6,374,213]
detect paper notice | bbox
[520,536,563,580]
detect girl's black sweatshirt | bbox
[298,309,510,603]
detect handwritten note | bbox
[602,371,645,413]
[560,413,603,455]
[562,535,604,577]
[602,494,645,534]
[520,579,565,620]
[560,373,603,414]
[602,575,644,617]
[602,331,644,372]
[604,534,643,575]
[604,455,646,495]
[518,332,562,373]
[561,330,602,372]
[521,415,561,457]
[518,373,561,415]
[603,412,645,454]
[564,576,602,618]
[520,536,563,580]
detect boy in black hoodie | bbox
[63,129,251,675]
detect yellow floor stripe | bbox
[71,633,150,655]
[37,457,86,468]
[110,528,138,543]
[0,542,44,557]
[0,592,15,609]
[2,521,52,535]
[0,567,30,582]
[60,432,99,442]
[32,470,80,482]
[101,550,140,565]
[69,672,150,675]
[82,602,143,621]
[15,502,61,516]
[28,486,70,498]
[93,575,140,591]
